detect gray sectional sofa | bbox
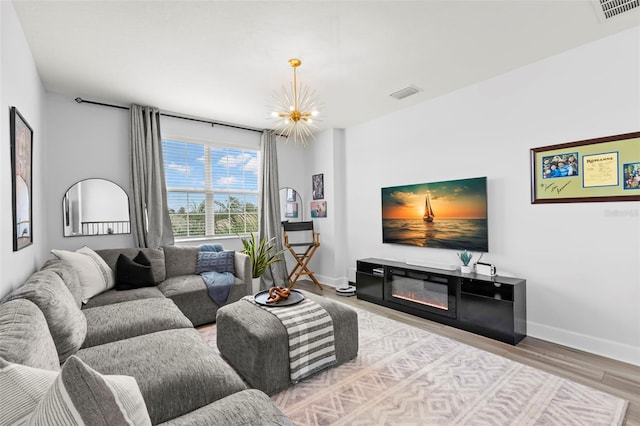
[0,245,292,425]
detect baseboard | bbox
[528,321,640,366]
[312,274,345,289]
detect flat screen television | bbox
[381,176,488,252]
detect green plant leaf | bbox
[240,233,288,278]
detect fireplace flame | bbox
[392,291,448,311]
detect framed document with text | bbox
[530,131,640,204]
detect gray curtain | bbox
[129,104,174,248]
[259,130,288,289]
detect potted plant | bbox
[457,250,473,273]
[241,234,287,293]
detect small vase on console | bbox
[457,250,473,274]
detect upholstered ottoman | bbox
[216,290,358,395]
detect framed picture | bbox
[284,202,298,218]
[10,107,34,251]
[310,201,327,218]
[312,173,324,200]
[286,188,296,202]
[530,131,640,204]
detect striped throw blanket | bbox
[245,296,337,383]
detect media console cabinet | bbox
[356,258,527,345]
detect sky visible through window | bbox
[162,139,259,237]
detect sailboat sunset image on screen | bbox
[381,176,488,252]
[423,192,435,222]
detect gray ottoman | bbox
[216,290,358,395]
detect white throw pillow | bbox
[29,356,151,426]
[0,360,58,425]
[51,246,115,303]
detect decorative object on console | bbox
[530,131,640,204]
[10,107,33,252]
[269,58,320,146]
[405,258,457,271]
[457,250,473,273]
[475,261,497,277]
[382,176,488,251]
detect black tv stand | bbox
[356,258,527,345]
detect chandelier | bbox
[270,58,320,146]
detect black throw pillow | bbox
[115,251,155,291]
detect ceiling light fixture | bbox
[270,58,320,146]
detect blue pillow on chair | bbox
[196,251,235,275]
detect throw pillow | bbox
[51,246,115,303]
[0,358,58,425]
[115,251,156,291]
[196,250,235,275]
[29,356,152,426]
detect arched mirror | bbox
[280,187,303,222]
[63,179,130,236]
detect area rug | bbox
[201,306,628,425]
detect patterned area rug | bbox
[201,307,628,425]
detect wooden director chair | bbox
[282,221,322,290]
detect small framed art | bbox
[312,173,324,200]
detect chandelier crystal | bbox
[270,58,320,146]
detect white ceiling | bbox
[12,0,640,131]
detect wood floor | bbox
[291,280,640,425]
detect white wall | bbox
[0,2,47,298]
[342,27,640,365]
[45,95,263,253]
[44,93,133,251]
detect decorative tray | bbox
[254,289,305,307]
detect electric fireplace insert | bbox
[386,267,457,319]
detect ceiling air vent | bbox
[389,85,422,100]
[592,0,639,21]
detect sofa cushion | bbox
[29,356,152,426]
[0,299,60,371]
[40,258,83,308]
[76,328,247,424]
[158,275,218,326]
[3,271,87,364]
[82,298,193,348]
[115,251,155,290]
[196,250,235,274]
[97,247,166,284]
[0,358,58,424]
[163,245,200,278]
[158,389,293,426]
[81,286,166,309]
[51,246,115,303]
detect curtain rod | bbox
[74,97,265,134]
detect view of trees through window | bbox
[162,139,259,239]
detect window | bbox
[162,139,259,239]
